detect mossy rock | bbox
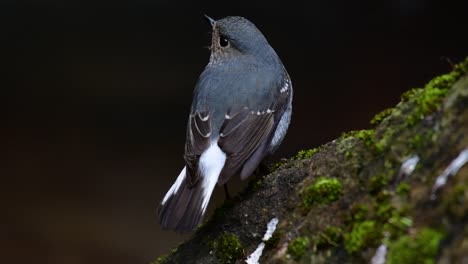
[303,177,343,208]
[212,233,244,264]
[154,58,468,264]
[387,228,444,264]
[287,237,310,260]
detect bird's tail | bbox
[157,167,204,232]
[158,143,226,232]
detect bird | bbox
[158,15,293,232]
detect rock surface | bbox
[155,57,468,264]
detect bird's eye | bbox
[219,36,229,47]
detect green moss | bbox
[375,127,397,153]
[426,72,458,89]
[295,148,320,160]
[406,87,449,126]
[212,233,244,263]
[378,198,412,238]
[213,199,236,220]
[410,134,422,149]
[150,255,167,264]
[388,228,444,264]
[246,173,267,192]
[341,129,384,154]
[411,131,434,150]
[170,246,178,255]
[314,226,342,249]
[405,59,468,126]
[396,182,411,196]
[344,220,380,254]
[356,130,375,148]
[287,237,310,260]
[454,57,468,73]
[400,58,468,126]
[265,230,281,250]
[270,148,320,171]
[375,201,394,221]
[324,226,342,242]
[453,184,465,197]
[384,213,413,238]
[303,177,343,207]
[368,173,390,194]
[350,204,369,222]
[376,189,392,203]
[370,108,394,125]
[401,88,423,101]
[270,159,288,171]
[343,190,412,252]
[444,184,467,218]
[341,130,373,145]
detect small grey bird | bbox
[158,16,293,232]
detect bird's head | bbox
[205,16,275,64]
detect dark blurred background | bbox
[2,0,468,263]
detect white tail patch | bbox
[162,166,186,205]
[199,141,226,214]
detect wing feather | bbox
[217,79,292,184]
[183,71,292,186]
[184,110,211,186]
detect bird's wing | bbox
[217,76,292,183]
[184,110,212,187]
[184,64,292,187]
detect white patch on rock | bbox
[245,217,279,264]
[371,244,387,264]
[245,243,265,264]
[398,155,420,179]
[262,218,279,241]
[431,148,468,200]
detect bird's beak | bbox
[204,15,216,27]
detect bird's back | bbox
[192,59,285,133]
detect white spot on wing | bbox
[200,114,209,121]
[280,79,289,93]
[271,105,291,148]
[431,148,468,200]
[246,217,279,264]
[199,141,227,213]
[162,166,186,205]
